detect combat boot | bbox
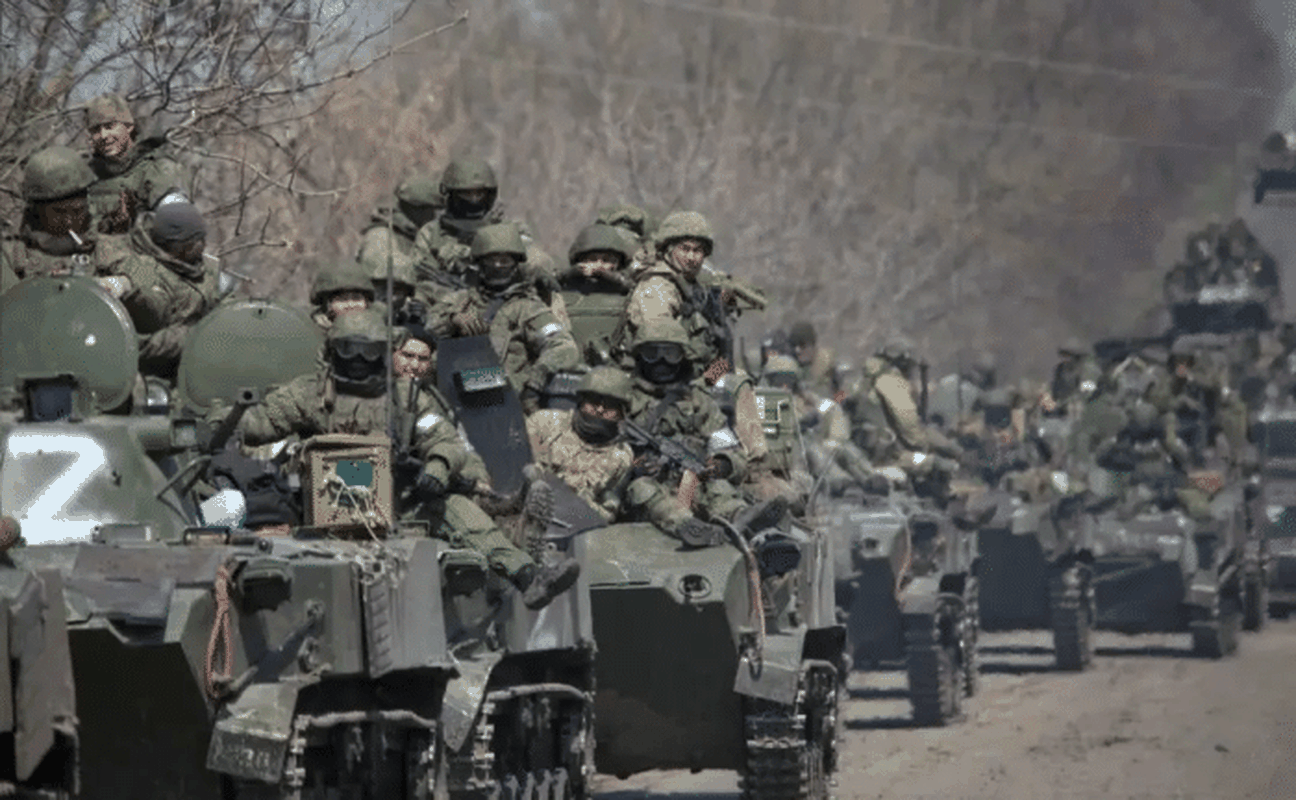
[731,498,788,537]
[520,558,581,610]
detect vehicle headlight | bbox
[1051,471,1070,494]
[1267,505,1286,524]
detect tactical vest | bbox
[561,284,628,364]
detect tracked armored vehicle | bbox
[0,279,595,798]
[1251,403,1296,620]
[572,383,845,798]
[826,485,979,725]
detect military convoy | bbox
[0,279,597,799]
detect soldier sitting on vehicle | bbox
[83,93,190,235]
[95,201,221,380]
[2,146,123,281]
[843,336,962,502]
[213,309,579,609]
[527,367,635,522]
[594,201,653,270]
[356,174,442,289]
[559,223,637,364]
[429,223,581,411]
[411,158,561,308]
[787,320,838,398]
[309,259,375,331]
[1091,399,1212,521]
[619,320,793,569]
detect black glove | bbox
[676,518,727,548]
[415,472,447,500]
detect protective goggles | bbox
[331,337,386,361]
[636,342,685,365]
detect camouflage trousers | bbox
[624,474,747,536]
[411,494,534,580]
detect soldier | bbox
[2,146,121,280]
[527,367,635,522]
[787,320,838,396]
[560,223,637,365]
[219,310,579,609]
[428,223,580,409]
[620,319,788,552]
[412,158,556,291]
[356,174,442,290]
[95,201,221,379]
[594,202,653,270]
[1041,337,1100,415]
[83,93,188,234]
[309,260,375,330]
[843,336,961,499]
[392,326,436,384]
[1091,398,1211,520]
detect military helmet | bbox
[654,211,714,255]
[788,321,817,348]
[632,318,690,348]
[471,223,527,262]
[440,158,498,193]
[568,224,634,265]
[310,260,377,306]
[85,93,134,129]
[877,335,917,365]
[1057,336,1088,357]
[395,175,442,208]
[328,307,387,342]
[763,354,800,390]
[367,255,418,292]
[578,366,632,406]
[596,202,649,238]
[23,146,96,202]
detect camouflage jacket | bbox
[625,261,723,364]
[848,357,927,456]
[0,226,125,281]
[233,374,486,487]
[527,409,633,522]
[86,142,188,234]
[627,377,730,463]
[429,281,580,400]
[356,207,420,282]
[799,346,838,397]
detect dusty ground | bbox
[593,623,1296,799]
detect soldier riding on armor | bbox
[309,259,375,330]
[214,309,580,609]
[83,92,189,234]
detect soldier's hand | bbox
[415,473,448,500]
[95,275,132,299]
[453,311,488,336]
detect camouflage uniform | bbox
[788,321,838,397]
[226,314,531,581]
[83,94,188,235]
[97,206,221,378]
[429,224,580,405]
[356,175,441,292]
[527,409,633,522]
[309,260,375,331]
[623,372,746,535]
[560,223,637,365]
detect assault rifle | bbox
[622,419,710,477]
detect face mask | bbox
[446,190,494,220]
[573,409,620,444]
[330,337,386,395]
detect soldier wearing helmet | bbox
[95,201,221,379]
[788,320,838,396]
[2,145,124,281]
[357,174,442,295]
[216,309,579,609]
[1041,336,1100,415]
[560,224,637,364]
[412,158,563,313]
[83,93,189,234]
[619,319,784,548]
[526,367,635,522]
[594,202,654,269]
[428,223,580,410]
[310,260,376,330]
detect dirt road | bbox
[593,624,1296,799]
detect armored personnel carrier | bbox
[827,485,979,725]
[0,278,595,798]
[1251,402,1296,620]
[573,383,844,798]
